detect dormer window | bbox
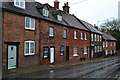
[57,15,62,21]
[14,0,25,9]
[43,9,49,17]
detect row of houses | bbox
[1,0,117,70]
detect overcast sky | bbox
[35,0,119,26]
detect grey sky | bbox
[35,0,119,26]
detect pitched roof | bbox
[102,33,117,41]
[62,12,89,31]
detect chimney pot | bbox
[54,0,59,9]
[63,2,70,13]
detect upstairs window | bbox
[25,17,35,30]
[94,34,96,41]
[43,9,49,17]
[74,31,77,40]
[84,33,87,40]
[63,29,67,39]
[60,45,64,56]
[114,42,116,46]
[57,15,62,21]
[100,36,102,42]
[14,0,25,9]
[97,35,99,42]
[110,42,112,47]
[73,47,78,57]
[24,41,35,56]
[106,41,108,47]
[103,41,105,48]
[81,32,83,40]
[91,34,93,41]
[49,27,54,37]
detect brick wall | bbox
[3,12,40,68]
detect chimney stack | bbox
[63,2,70,13]
[54,0,59,9]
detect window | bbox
[94,46,97,53]
[49,27,54,37]
[100,36,102,42]
[106,50,108,55]
[97,46,99,52]
[100,46,102,51]
[103,41,105,48]
[81,32,83,40]
[74,31,77,39]
[63,29,67,39]
[84,33,87,40]
[84,47,87,54]
[43,9,49,17]
[60,45,64,56]
[110,42,112,47]
[97,35,99,41]
[25,17,35,30]
[24,41,35,56]
[94,34,96,41]
[114,50,116,53]
[91,34,93,41]
[73,47,78,57]
[57,15,62,21]
[114,42,116,46]
[106,41,108,47]
[43,47,49,58]
[14,0,25,9]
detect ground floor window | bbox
[43,47,49,58]
[84,47,87,54]
[73,47,78,57]
[60,45,64,56]
[24,41,35,56]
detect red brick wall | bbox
[69,28,90,60]
[39,20,69,64]
[3,12,40,68]
[103,41,116,56]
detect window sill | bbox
[73,54,78,57]
[25,28,35,31]
[74,38,78,40]
[49,36,54,38]
[24,53,35,56]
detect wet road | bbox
[16,57,120,78]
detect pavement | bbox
[2,56,119,78]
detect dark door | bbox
[66,46,69,61]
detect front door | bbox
[66,46,69,61]
[50,47,55,64]
[8,45,17,69]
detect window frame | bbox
[94,34,96,41]
[57,15,62,21]
[49,27,54,38]
[14,0,25,9]
[63,29,67,39]
[84,33,87,40]
[106,41,108,47]
[91,34,93,41]
[25,17,35,30]
[81,32,83,40]
[60,45,64,56]
[43,47,49,59]
[74,31,77,40]
[24,41,35,56]
[73,47,78,57]
[84,47,87,54]
[43,9,49,17]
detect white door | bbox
[50,47,55,64]
[8,45,17,69]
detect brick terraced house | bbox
[102,33,117,56]
[1,0,117,70]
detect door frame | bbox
[66,46,69,61]
[49,46,55,64]
[5,42,20,69]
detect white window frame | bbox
[49,27,54,37]
[84,47,87,54]
[94,34,96,41]
[97,35,99,42]
[14,0,25,9]
[84,33,87,40]
[57,15,62,21]
[74,31,77,40]
[73,47,78,57]
[43,9,49,17]
[106,41,108,47]
[25,17,35,30]
[103,41,105,48]
[24,41,35,56]
[91,34,93,41]
[81,32,83,40]
[63,29,67,39]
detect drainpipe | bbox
[0,1,2,79]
